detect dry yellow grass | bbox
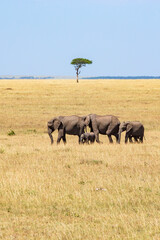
[0,79,160,240]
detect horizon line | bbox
[0,75,160,80]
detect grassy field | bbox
[0,79,160,240]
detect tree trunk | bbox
[76,69,79,83]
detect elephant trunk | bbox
[48,125,54,144]
[118,130,122,144]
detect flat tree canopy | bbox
[71,58,92,83]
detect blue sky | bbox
[1,0,160,76]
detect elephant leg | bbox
[57,137,62,144]
[57,129,64,144]
[81,138,84,144]
[62,133,66,144]
[86,138,89,144]
[79,128,85,144]
[90,138,94,144]
[139,136,143,143]
[108,135,113,143]
[79,135,82,144]
[129,136,133,143]
[125,129,133,143]
[106,127,115,143]
[125,133,129,143]
[94,130,102,143]
[114,133,119,143]
[134,136,138,143]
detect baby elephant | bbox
[118,121,144,143]
[80,132,95,144]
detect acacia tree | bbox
[71,58,92,83]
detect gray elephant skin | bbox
[118,121,144,143]
[80,132,95,144]
[47,115,90,144]
[87,114,120,143]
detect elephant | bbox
[86,114,120,143]
[47,115,90,144]
[118,121,144,143]
[80,132,95,144]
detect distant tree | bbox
[71,58,92,83]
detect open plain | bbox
[0,79,160,240]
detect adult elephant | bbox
[87,114,120,143]
[118,121,144,143]
[47,115,90,144]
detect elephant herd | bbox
[47,114,144,144]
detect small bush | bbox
[8,130,15,136]
[80,159,103,165]
[79,181,85,185]
[0,148,5,154]
[27,129,37,133]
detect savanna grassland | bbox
[0,79,160,240]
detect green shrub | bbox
[8,130,15,136]
[0,148,5,154]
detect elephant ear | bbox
[126,123,132,133]
[48,119,54,128]
[82,115,91,126]
[53,118,62,130]
[48,118,62,130]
